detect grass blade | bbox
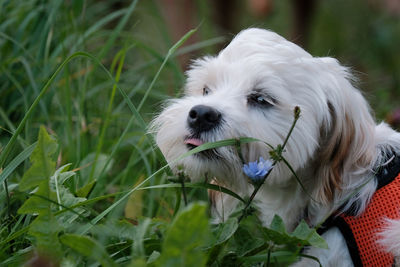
[88,49,126,182]
[139,182,245,203]
[0,142,37,185]
[137,28,197,111]
[0,51,147,170]
[97,0,138,60]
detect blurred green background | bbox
[1,0,400,230]
[0,0,399,264]
[1,0,400,149]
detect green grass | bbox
[1,0,399,266]
[0,1,187,264]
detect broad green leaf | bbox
[54,186,87,226]
[292,220,317,240]
[208,218,238,247]
[18,126,57,191]
[261,215,328,250]
[205,218,239,264]
[292,221,328,249]
[18,180,54,214]
[49,164,75,187]
[28,213,62,256]
[60,234,116,267]
[16,127,62,257]
[307,233,329,249]
[156,202,210,267]
[262,226,296,246]
[76,179,97,198]
[147,251,161,264]
[45,163,88,225]
[233,226,265,257]
[269,214,287,234]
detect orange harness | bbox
[339,173,400,267]
[318,159,400,267]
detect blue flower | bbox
[242,157,273,182]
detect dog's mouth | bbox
[184,137,204,150]
[184,136,220,159]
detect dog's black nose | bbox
[187,105,221,132]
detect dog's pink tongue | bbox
[184,138,204,147]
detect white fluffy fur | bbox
[151,28,400,266]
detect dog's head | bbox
[151,28,376,202]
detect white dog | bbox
[151,28,400,266]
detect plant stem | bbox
[281,106,301,149]
[179,172,188,206]
[266,247,271,266]
[181,180,188,206]
[238,107,301,223]
[3,179,11,224]
[237,182,263,222]
[88,50,125,182]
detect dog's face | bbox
[152,28,375,198]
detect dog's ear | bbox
[313,58,376,204]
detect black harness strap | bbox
[317,216,363,267]
[375,153,400,190]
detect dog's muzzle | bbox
[187,105,221,133]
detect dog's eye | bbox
[203,87,210,96]
[248,93,274,108]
